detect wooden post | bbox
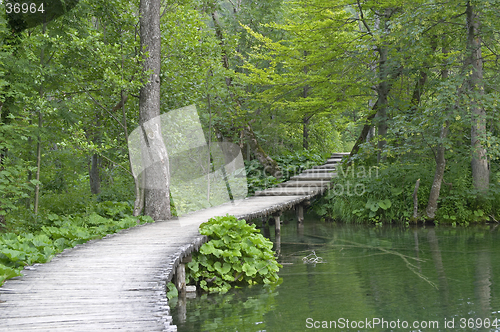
[177,293,187,323]
[412,179,420,222]
[297,221,304,237]
[263,220,271,238]
[274,212,281,235]
[175,263,186,294]
[273,212,282,256]
[175,254,191,294]
[296,204,304,224]
[275,229,281,257]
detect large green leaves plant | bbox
[186,215,281,293]
[0,202,154,286]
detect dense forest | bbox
[1,0,500,238]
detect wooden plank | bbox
[254,187,324,196]
[311,165,336,170]
[290,173,336,181]
[276,180,330,187]
[301,169,336,174]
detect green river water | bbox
[171,214,500,331]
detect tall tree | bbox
[139,0,171,220]
[466,0,489,195]
[426,39,451,220]
[208,1,281,178]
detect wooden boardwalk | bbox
[0,154,346,331]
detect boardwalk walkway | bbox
[0,154,346,332]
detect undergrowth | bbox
[0,201,154,286]
[314,160,500,225]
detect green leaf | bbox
[221,262,231,274]
[378,199,392,210]
[1,249,26,262]
[0,264,22,279]
[188,261,199,273]
[166,282,178,299]
[242,263,257,276]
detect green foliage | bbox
[244,159,281,195]
[273,151,328,179]
[166,281,178,300]
[90,201,132,221]
[38,186,93,216]
[315,160,500,225]
[0,201,154,286]
[314,163,420,223]
[186,215,281,293]
[96,175,136,203]
[0,0,499,243]
[0,122,35,216]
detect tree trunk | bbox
[466,1,489,195]
[302,51,310,150]
[34,22,47,215]
[410,36,437,110]
[303,114,310,150]
[426,123,449,219]
[33,112,42,215]
[426,42,450,220]
[348,59,401,166]
[89,108,101,195]
[412,179,420,221]
[348,40,402,164]
[0,150,4,228]
[348,104,378,162]
[139,0,170,221]
[120,89,144,216]
[89,153,101,195]
[376,45,389,163]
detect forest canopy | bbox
[1,0,499,227]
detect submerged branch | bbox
[337,239,437,289]
[300,234,438,289]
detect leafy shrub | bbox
[90,201,133,220]
[186,215,281,293]
[0,122,35,216]
[38,186,93,215]
[96,174,136,202]
[314,162,426,223]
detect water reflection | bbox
[172,216,500,331]
[170,284,279,332]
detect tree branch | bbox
[98,153,133,177]
[356,0,373,36]
[86,92,127,130]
